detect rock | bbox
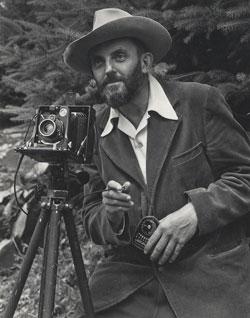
[12,207,27,239]
[0,144,13,160]
[0,187,13,204]
[0,239,16,269]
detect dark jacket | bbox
[83,80,250,317]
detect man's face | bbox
[89,38,146,108]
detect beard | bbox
[96,62,146,109]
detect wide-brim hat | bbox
[63,8,172,74]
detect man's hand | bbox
[102,180,134,227]
[144,203,198,265]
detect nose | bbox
[105,58,113,74]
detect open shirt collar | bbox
[101,74,178,137]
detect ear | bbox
[140,52,154,74]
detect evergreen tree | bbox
[0,0,249,125]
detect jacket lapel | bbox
[100,128,146,189]
[146,113,181,208]
[97,79,182,196]
[146,80,182,212]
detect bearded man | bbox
[64,8,250,318]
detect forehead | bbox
[90,38,138,57]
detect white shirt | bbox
[101,74,178,183]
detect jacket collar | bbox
[96,77,182,191]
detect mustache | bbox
[101,73,125,87]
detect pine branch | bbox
[217,19,250,32]
[173,5,220,35]
[14,19,46,33]
[178,5,211,19]
[21,44,65,68]
[162,0,180,10]
[55,27,85,41]
[0,16,23,34]
[226,6,250,19]
[0,105,33,123]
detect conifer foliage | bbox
[0,0,249,125]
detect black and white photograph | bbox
[0,1,250,317]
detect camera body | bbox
[16,105,95,163]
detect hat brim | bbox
[63,16,172,74]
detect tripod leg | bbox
[4,208,49,318]
[39,203,61,318]
[38,221,49,316]
[63,210,95,318]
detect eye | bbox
[114,52,126,62]
[91,57,104,69]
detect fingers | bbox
[144,205,198,265]
[121,181,132,194]
[103,190,132,203]
[147,234,169,262]
[102,180,134,213]
[106,180,132,194]
[144,227,173,264]
[144,228,162,255]
[168,242,185,263]
[103,194,133,208]
[106,180,123,191]
[145,235,184,265]
[144,223,185,265]
[159,239,185,265]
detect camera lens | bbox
[39,119,56,137]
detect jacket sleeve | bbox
[82,146,130,246]
[186,86,250,235]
